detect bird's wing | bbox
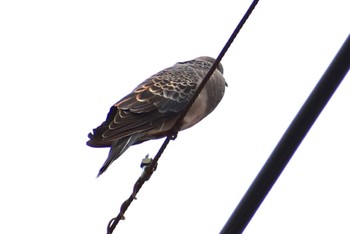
[89,64,200,144]
[118,65,198,113]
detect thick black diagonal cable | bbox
[220,34,350,234]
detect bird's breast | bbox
[181,92,208,130]
[180,72,226,130]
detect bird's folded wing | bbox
[100,65,199,141]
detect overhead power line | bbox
[220,34,350,234]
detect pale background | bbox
[1,1,349,233]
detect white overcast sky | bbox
[1,1,349,234]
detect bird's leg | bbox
[168,130,178,140]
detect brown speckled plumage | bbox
[87,56,227,176]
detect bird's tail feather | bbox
[97,134,141,177]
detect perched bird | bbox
[87,56,227,176]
